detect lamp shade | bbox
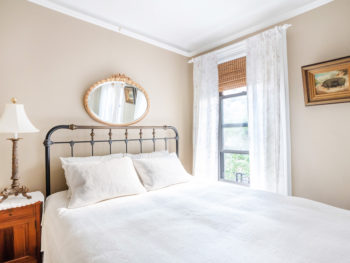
[0,102,39,135]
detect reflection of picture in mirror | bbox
[124,86,136,104]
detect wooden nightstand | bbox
[0,192,44,263]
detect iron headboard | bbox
[43,124,179,196]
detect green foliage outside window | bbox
[224,154,250,183]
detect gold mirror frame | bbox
[84,74,150,126]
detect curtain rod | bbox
[188,24,291,64]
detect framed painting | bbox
[124,86,136,104]
[302,56,350,106]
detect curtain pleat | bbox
[246,25,291,195]
[193,53,219,181]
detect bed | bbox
[41,125,350,263]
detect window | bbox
[218,57,249,185]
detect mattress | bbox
[42,181,350,263]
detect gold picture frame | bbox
[124,86,136,104]
[302,56,350,106]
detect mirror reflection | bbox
[84,75,149,125]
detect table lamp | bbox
[0,98,39,202]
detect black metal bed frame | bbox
[43,124,179,196]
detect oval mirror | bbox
[84,74,150,126]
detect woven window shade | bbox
[218,56,246,92]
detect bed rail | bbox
[43,124,179,196]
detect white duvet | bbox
[42,181,350,263]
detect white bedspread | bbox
[42,181,350,263]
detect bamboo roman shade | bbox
[218,56,246,92]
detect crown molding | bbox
[28,0,333,58]
[27,0,191,57]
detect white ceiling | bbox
[28,0,333,57]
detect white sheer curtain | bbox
[134,90,147,119]
[99,83,124,123]
[99,84,117,121]
[246,25,291,195]
[193,53,219,181]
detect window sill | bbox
[219,178,250,187]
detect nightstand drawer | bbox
[0,205,34,223]
[0,202,42,263]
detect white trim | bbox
[27,0,191,57]
[28,0,332,58]
[215,40,247,64]
[189,0,333,56]
[188,40,247,64]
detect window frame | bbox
[218,90,249,185]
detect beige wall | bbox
[0,0,193,194]
[286,0,350,209]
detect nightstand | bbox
[0,192,44,263]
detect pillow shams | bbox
[60,154,124,199]
[62,157,146,208]
[133,153,191,191]
[60,153,124,165]
[60,151,168,165]
[60,152,164,198]
[125,151,169,159]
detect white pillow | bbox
[60,153,124,198]
[125,151,169,159]
[60,153,123,164]
[60,152,167,198]
[60,151,168,164]
[132,153,191,191]
[62,157,146,208]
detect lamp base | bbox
[0,137,32,203]
[0,185,31,203]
